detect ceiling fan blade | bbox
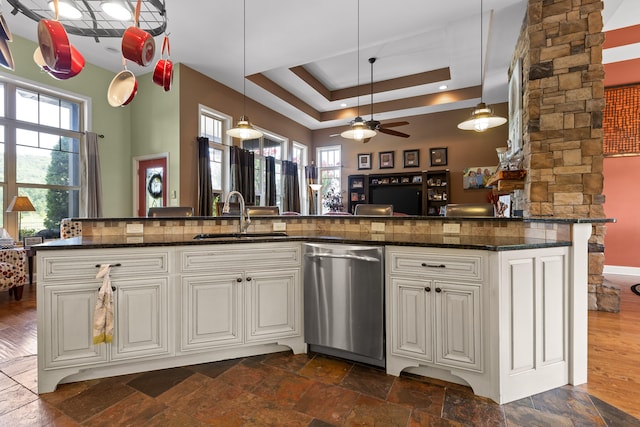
[381,121,410,128]
[329,133,340,137]
[379,128,410,138]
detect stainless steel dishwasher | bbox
[303,242,385,367]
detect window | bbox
[242,131,287,208]
[0,82,85,239]
[199,106,232,207]
[316,145,342,213]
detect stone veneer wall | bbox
[514,0,613,311]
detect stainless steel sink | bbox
[193,232,288,240]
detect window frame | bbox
[0,76,89,239]
[198,105,233,200]
[316,145,342,214]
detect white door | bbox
[44,284,108,368]
[111,278,170,360]
[390,277,433,362]
[180,273,243,351]
[434,281,482,371]
[245,268,300,342]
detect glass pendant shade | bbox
[341,117,377,141]
[457,103,507,132]
[226,116,263,140]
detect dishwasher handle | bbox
[304,252,380,263]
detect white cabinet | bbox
[387,249,483,374]
[386,245,570,405]
[178,242,303,353]
[111,277,170,361]
[43,283,108,369]
[181,272,243,350]
[37,247,172,393]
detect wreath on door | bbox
[147,173,163,199]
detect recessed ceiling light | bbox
[439,85,448,90]
[49,0,82,19]
[340,103,347,107]
[101,1,132,21]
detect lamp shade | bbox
[226,116,264,140]
[6,196,35,212]
[341,117,377,141]
[457,102,507,132]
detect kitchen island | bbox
[35,216,599,404]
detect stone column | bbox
[516,0,614,310]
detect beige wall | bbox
[312,103,509,205]
[178,65,313,213]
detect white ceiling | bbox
[2,0,638,131]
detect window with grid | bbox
[199,106,232,206]
[242,132,286,208]
[0,82,85,239]
[317,145,342,214]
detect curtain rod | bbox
[82,131,105,138]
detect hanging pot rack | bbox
[6,0,166,42]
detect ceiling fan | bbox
[364,57,410,140]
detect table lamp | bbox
[6,196,36,241]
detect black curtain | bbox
[197,137,213,216]
[265,156,276,206]
[305,163,318,215]
[282,160,300,213]
[230,146,255,205]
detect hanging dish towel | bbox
[93,264,114,344]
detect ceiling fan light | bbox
[100,1,132,21]
[341,118,377,141]
[226,116,264,140]
[457,102,507,132]
[49,0,82,19]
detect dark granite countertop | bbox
[33,231,571,252]
[63,216,615,223]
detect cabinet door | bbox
[389,277,433,362]
[111,277,170,360]
[43,284,108,368]
[434,281,482,372]
[180,273,243,351]
[245,268,300,342]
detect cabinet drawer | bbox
[388,249,483,281]
[180,243,301,272]
[41,249,170,281]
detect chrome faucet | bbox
[222,191,251,234]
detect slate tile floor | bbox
[0,286,639,426]
[0,351,637,426]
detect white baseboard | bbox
[604,265,640,276]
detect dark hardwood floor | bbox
[0,276,638,426]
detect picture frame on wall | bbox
[403,149,419,168]
[357,153,372,170]
[429,147,448,166]
[379,151,394,169]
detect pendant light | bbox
[457,0,507,132]
[226,0,263,140]
[341,0,376,142]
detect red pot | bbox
[46,45,84,80]
[122,26,155,66]
[107,70,138,107]
[37,19,71,73]
[152,36,172,91]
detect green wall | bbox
[5,36,181,217]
